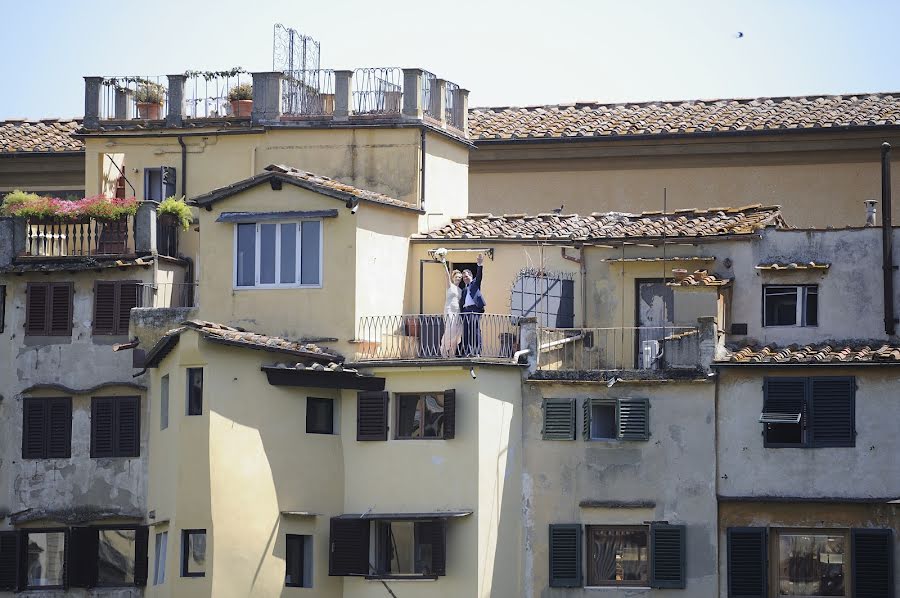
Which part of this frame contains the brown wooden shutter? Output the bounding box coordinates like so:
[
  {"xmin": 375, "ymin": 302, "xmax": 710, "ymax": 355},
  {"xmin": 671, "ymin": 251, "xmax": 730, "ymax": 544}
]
[
  {"xmin": 134, "ymin": 526, "xmax": 150, "ymax": 587},
  {"xmin": 46, "ymin": 398, "xmax": 72, "ymax": 458},
  {"xmin": 115, "ymin": 397, "xmax": 141, "ymax": 457},
  {"xmin": 48, "ymin": 282, "xmax": 73, "ymax": 336},
  {"xmin": 420, "ymin": 520, "xmax": 447, "ymax": 576},
  {"xmin": 91, "ymin": 397, "xmax": 115, "ymax": 458},
  {"xmin": 117, "ymin": 282, "xmax": 140, "ymax": 334},
  {"xmin": 93, "ymin": 281, "xmax": 117, "ymax": 335},
  {"xmin": 25, "ymin": 282, "xmax": 49, "ymax": 335},
  {"xmin": 67, "ymin": 527, "xmax": 99, "ymax": 588},
  {"xmin": 443, "ymin": 389, "xmax": 456, "ymax": 439},
  {"xmin": 0, "ymin": 531, "xmax": 17, "ymax": 590},
  {"xmin": 357, "ymin": 391, "xmax": 388, "ymax": 441},
  {"xmin": 329, "ymin": 518, "xmax": 370, "ymax": 576},
  {"xmin": 22, "ymin": 398, "xmax": 47, "ymax": 458}
]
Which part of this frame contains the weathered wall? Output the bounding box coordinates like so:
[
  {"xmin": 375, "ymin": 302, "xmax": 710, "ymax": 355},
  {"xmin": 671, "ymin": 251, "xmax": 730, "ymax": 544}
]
[{"xmin": 422, "ymin": 131, "xmax": 470, "ymax": 230}]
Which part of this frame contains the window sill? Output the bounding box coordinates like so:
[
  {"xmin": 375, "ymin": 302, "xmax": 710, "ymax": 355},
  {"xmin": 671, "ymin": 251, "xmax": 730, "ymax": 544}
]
[
  {"xmin": 233, "ymin": 284, "xmax": 323, "ymax": 291},
  {"xmin": 365, "ymin": 575, "xmax": 438, "ymax": 581},
  {"xmin": 584, "ymin": 586, "xmax": 650, "ymax": 590}
]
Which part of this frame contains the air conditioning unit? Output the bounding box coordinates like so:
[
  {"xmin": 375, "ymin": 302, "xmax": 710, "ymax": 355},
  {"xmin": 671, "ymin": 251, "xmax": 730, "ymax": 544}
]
[{"xmin": 641, "ymin": 340, "xmax": 661, "ymax": 369}]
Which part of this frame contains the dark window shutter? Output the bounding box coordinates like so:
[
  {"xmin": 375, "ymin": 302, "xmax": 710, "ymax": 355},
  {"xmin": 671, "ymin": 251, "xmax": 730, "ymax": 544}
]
[
  {"xmin": 582, "ymin": 398, "xmax": 592, "ymax": 440},
  {"xmin": 67, "ymin": 527, "xmax": 99, "ymax": 588},
  {"xmin": 134, "ymin": 526, "xmax": 150, "ymax": 587},
  {"xmin": 49, "ymin": 282, "xmax": 73, "ymax": 336},
  {"xmin": 852, "ymin": 528, "xmax": 893, "ymax": 598},
  {"xmin": 549, "ymin": 524, "xmax": 582, "ymax": 587},
  {"xmin": 46, "ymin": 398, "xmax": 72, "ymax": 458},
  {"xmin": 329, "ymin": 518, "xmax": 370, "ymax": 576},
  {"xmin": 25, "ymin": 282, "xmax": 49, "ymax": 335},
  {"xmin": 116, "ymin": 397, "xmax": 141, "ymax": 457},
  {"xmin": 764, "ymin": 378, "xmax": 807, "ymax": 415},
  {"xmin": 22, "ymin": 398, "xmax": 47, "ymax": 458},
  {"xmin": 420, "ymin": 520, "xmax": 446, "ymax": 576},
  {"xmin": 0, "ymin": 284, "xmax": 7, "ymax": 333},
  {"xmin": 117, "ymin": 282, "xmax": 140, "ymax": 334},
  {"xmin": 162, "ymin": 166, "xmax": 177, "ymax": 198},
  {"xmin": 93, "ymin": 281, "xmax": 117, "ymax": 335},
  {"xmin": 91, "ymin": 397, "xmax": 115, "ymax": 458},
  {"xmin": 357, "ymin": 391, "xmax": 388, "ymax": 441},
  {"xmin": 727, "ymin": 527, "xmax": 767, "ymax": 598},
  {"xmin": 443, "ymin": 389, "xmax": 456, "ymax": 439},
  {"xmin": 16, "ymin": 531, "xmax": 27, "ymax": 591},
  {"xmin": 617, "ymin": 398, "xmax": 650, "ymax": 440},
  {"xmin": 810, "ymin": 377, "xmax": 855, "ymax": 447},
  {"xmin": 542, "ymin": 398, "xmax": 575, "ymax": 440},
  {"xmin": 0, "ymin": 531, "xmax": 16, "ymax": 590},
  {"xmin": 650, "ymin": 523, "xmax": 685, "ymax": 589}
]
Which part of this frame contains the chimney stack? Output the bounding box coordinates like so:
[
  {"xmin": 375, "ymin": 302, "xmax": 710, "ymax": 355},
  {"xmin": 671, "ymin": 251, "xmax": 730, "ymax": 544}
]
[{"xmin": 865, "ymin": 199, "xmax": 878, "ymax": 226}]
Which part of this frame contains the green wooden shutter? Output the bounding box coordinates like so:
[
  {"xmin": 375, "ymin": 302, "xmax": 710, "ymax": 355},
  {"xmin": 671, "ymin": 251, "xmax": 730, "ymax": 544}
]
[
  {"xmin": 46, "ymin": 398, "xmax": 72, "ymax": 458},
  {"xmin": 727, "ymin": 527, "xmax": 767, "ymax": 598},
  {"xmin": 542, "ymin": 398, "xmax": 575, "ymax": 440},
  {"xmin": 134, "ymin": 526, "xmax": 150, "ymax": 587},
  {"xmin": 851, "ymin": 528, "xmax": 893, "ymax": 598},
  {"xmin": 443, "ymin": 389, "xmax": 456, "ymax": 439},
  {"xmin": 328, "ymin": 518, "xmax": 370, "ymax": 576},
  {"xmin": 810, "ymin": 377, "xmax": 855, "ymax": 447},
  {"xmin": 0, "ymin": 531, "xmax": 16, "ymax": 590},
  {"xmin": 650, "ymin": 523, "xmax": 686, "ymax": 588},
  {"xmin": 617, "ymin": 398, "xmax": 650, "ymax": 440},
  {"xmin": 582, "ymin": 398, "xmax": 592, "ymax": 440},
  {"xmin": 357, "ymin": 391, "xmax": 388, "ymax": 441},
  {"xmin": 549, "ymin": 524, "xmax": 582, "ymax": 587},
  {"xmin": 67, "ymin": 527, "xmax": 99, "ymax": 588}
]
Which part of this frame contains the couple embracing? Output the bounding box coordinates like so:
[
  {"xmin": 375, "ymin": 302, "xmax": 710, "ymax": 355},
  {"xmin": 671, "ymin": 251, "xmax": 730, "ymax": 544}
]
[{"xmin": 441, "ymin": 254, "xmax": 485, "ymax": 357}]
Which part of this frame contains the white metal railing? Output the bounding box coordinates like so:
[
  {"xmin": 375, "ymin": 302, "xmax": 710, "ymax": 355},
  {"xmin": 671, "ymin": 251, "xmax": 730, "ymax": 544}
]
[{"xmin": 537, "ymin": 326, "xmax": 700, "ymax": 371}]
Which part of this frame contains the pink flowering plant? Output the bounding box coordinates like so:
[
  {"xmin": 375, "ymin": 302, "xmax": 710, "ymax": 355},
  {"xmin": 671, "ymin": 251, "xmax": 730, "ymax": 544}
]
[{"xmin": 1, "ymin": 190, "xmax": 138, "ymax": 221}]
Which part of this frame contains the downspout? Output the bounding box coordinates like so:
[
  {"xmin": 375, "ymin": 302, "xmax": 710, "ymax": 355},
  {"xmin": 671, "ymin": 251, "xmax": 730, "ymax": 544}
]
[
  {"xmin": 178, "ymin": 135, "xmax": 187, "ymax": 197},
  {"xmin": 882, "ymin": 142, "xmax": 895, "ymax": 335},
  {"xmin": 562, "ymin": 247, "xmax": 587, "ymax": 325},
  {"xmin": 420, "ymin": 128, "xmax": 426, "ymax": 209}
]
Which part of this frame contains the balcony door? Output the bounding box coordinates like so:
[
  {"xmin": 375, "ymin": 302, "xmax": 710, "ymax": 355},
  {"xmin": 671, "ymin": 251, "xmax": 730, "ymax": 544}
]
[{"xmin": 635, "ymin": 279, "xmax": 674, "ymax": 369}]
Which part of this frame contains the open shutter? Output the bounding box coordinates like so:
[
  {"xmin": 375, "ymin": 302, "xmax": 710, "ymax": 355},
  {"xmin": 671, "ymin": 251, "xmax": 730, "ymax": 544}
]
[
  {"xmin": 22, "ymin": 398, "xmax": 47, "ymax": 458},
  {"xmin": 810, "ymin": 377, "xmax": 855, "ymax": 447},
  {"xmin": 542, "ymin": 398, "xmax": 576, "ymax": 440},
  {"xmin": 49, "ymin": 282, "xmax": 73, "ymax": 336},
  {"xmin": 852, "ymin": 528, "xmax": 893, "ymax": 598},
  {"xmin": 162, "ymin": 166, "xmax": 177, "ymax": 199},
  {"xmin": 93, "ymin": 281, "xmax": 117, "ymax": 335},
  {"xmin": 0, "ymin": 531, "xmax": 16, "ymax": 591},
  {"xmin": 117, "ymin": 282, "xmax": 140, "ymax": 335},
  {"xmin": 582, "ymin": 398, "xmax": 592, "ymax": 440},
  {"xmin": 91, "ymin": 397, "xmax": 115, "ymax": 457},
  {"xmin": 67, "ymin": 527, "xmax": 99, "ymax": 588},
  {"xmin": 763, "ymin": 377, "xmax": 808, "ymax": 445},
  {"xmin": 329, "ymin": 518, "xmax": 370, "ymax": 576},
  {"xmin": 443, "ymin": 389, "xmax": 456, "ymax": 439},
  {"xmin": 134, "ymin": 526, "xmax": 150, "ymax": 587},
  {"xmin": 47, "ymin": 398, "xmax": 72, "ymax": 458},
  {"xmin": 617, "ymin": 398, "xmax": 650, "ymax": 440},
  {"xmin": 357, "ymin": 391, "xmax": 388, "ymax": 441},
  {"xmin": 419, "ymin": 520, "xmax": 447, "ymax": 576},
  {"xmin": 116, "ymin": 397, "xmax": 141, "ymax": 457},
  {"xmin": 25, "ymin": 282, "xmax": 49, "ymax": 335},
  {"xmin": 549, "ymin": 524, "xmax": 581, "ymax": 587},
  {"xmin": 727, "ymin": 527, "xmax": 767, "ymax": 598},
  {"xmin": 650, "ymin": 523, "xmax": 685, "ymax": 589}
]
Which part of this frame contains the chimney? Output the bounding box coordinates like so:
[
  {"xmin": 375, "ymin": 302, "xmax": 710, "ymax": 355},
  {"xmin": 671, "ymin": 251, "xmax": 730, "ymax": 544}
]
[{"xmin": 865, "ymin": 199, "xmax": 878, "ymax": 226}]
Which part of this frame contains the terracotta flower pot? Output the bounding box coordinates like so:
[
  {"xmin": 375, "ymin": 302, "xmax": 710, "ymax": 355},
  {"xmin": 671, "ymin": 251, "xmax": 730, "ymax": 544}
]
[
  {"xmin": 137, "ymin": 102, "xmax": 162, "ymax": 119},
  {"xmin": 230, "ymin": 100, "xmax": 253, "ymax": 117},
  {"xmin": 672, "ymin": 268, "xmax": 689, "ymax": 281}
]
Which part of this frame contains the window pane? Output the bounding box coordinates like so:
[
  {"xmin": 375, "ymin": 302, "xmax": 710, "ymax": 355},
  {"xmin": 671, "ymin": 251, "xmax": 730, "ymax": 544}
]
[
  {"xmin": 805, "ymin": 287, "xmax": 819, "ymax": 326},
  {"xmin": 183, "ymin": 531, "xmax": 206, "ymax": 576},
  {"xmin": 591, "ymin": 403, "xmax": 617, "ymax": 439},
  {"xmin": 377, "ymin": 522, "xmax": 418, "ymax": 575},
  {"xmin": 306, "ymin": 398, "xmax": 334, "ymax": 435},
  {"xmin": 260, "ymin": 223, "xmax": 277, "ymax": 284},
  {"xmin": 586, "ymin": 527, "xmax": 649, "ymax": 585},
  {"xmin": 397, "ymin": 395, "xmax": 422, "ymax": 438},
  {"xmin": 236, "ymin": 224, "xmax": 256, "ymax": 286},
  {"xmin": 160, "ymin": 374, "xmax": 169, "ymax": 430},
  {"xmin": 765, "ymin": 287, "xmax": 798, "ymax": 326},
  {"xmin": 98, "ymin": 529, "xmax": 136, "ymax": 586},
  {"xmin": 187, "ymin": 368, "xmax": 203, "ymax": 416},
  {"xmin": 26, "ymin": 532, "xmax": 66, "ymax": 587},
  {"xmin": 422, "ymin": 394, "xmax": 444, "ymax": 438},
  {"xmin": 285, "ymin": 534, "xmax": 311, "ymax": 587},
  {"xmin": 301, "ymin": 221, "xmax": 321, "ymax": 285},
  {"xmin": 778, "ymin": 533, "xmax": 845, "ymax": 596},
  {"xmin": 280, "ymin": 223, "xmax": 297, "ymax": 284},
  {"xmin": 154, "ymin": 531, "xmax": 167, "ymax": 585}
]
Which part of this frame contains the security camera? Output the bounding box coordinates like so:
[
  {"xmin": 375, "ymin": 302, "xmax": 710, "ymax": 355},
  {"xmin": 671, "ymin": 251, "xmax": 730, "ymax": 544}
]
[
  {"xmin": 346, "ymin": 199, "xmax": 360, "ymax": 214},
  {"xmin": 351, "ymin": 202, "xmax": 359, "ymax": 215}
]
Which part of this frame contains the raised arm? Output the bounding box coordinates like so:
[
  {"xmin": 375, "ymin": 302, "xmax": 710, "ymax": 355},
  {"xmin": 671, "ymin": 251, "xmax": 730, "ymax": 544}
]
[
  {"xmin": 443, "ymin": 261, "xmax": 452, "ymax": 286},
  {"xmin": 473, "ymin": 254, "xmax": 484, "ymax": 288}
]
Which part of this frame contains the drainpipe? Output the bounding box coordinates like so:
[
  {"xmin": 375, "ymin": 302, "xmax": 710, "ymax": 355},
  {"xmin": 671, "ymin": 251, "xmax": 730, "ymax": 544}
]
[
  {"xmin": 178, "ymin": 135, "xmax": 187, "ymax": 197},
  {"xmin": 882, "ymin": 142, "xmax": 895, "ymax": 335},
  {"xmin": 420, "ymin": 128, "xmax": 426, "ymax": 209}
]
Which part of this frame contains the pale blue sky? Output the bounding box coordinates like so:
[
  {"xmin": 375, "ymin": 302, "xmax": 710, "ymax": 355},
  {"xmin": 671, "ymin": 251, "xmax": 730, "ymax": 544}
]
[{"xmin": 1, "ymin": 0, "xmax": 898, "ymax": 119}]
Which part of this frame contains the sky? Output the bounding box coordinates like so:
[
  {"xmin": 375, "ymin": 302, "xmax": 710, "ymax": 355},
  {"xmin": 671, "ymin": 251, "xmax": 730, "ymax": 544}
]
[{"xmin": 1, "ymin": 0, "xmax": 899, "ymax": 119}]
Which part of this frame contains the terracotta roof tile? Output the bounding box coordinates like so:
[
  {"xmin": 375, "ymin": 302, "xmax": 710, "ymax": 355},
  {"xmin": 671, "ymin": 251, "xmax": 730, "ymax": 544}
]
[
  {"xmin": 415, "ymin": 205, "xmax": 784, "ymax": 241},
  {"xmin": 469, "ymin": 93, "xmax": 900, "ymax": 141},
  {"xmin": 755, "ymin": 261, "xmax": 831, "ymax": 271},
  {"xmin": 0, "ymin": 119, "xmax": 83, "ymax": 153},
  {"xmin": 181, "ymin": 320, "xmax": 341, "ymax": 362},
  {"xmin": 263, "ymin": 164, "xmax": 415, "ymax": 210},
  {"xmin": 1, "ymin": 255, "xmax": 154, "ymax": 273},
  {"xmin": 667, "ymin": 269, "xmax": 732, "ymax": 287},
  {"xmin": 720, "ymin": 342, "xmax": 900, "ymax": 364}
]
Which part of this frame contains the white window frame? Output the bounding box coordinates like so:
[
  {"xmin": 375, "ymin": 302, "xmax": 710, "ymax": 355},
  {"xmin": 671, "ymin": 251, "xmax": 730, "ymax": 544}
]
[
  {"xmin": 763, "ymin": 285, "xmax": 818, "ymax": 327},
  {"xmin": 232, "ymin": 220, "xmax": 324, "ymax": 290},
  {"xmin": 154, "ymin": 530, "xmax": 168, "ymax": 585}
]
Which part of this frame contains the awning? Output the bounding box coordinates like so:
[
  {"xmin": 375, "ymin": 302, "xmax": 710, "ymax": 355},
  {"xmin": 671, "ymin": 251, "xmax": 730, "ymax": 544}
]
[
  {"xmin": 261, "ymin": 366, "xmax": 385, "ymax": 391},
  {"xmin": 333, "ymin": 511, "xmax": 472, "ymax": 521},
  {"xmin": 758, "ymin": 412, "xmax": 802, "ymax": 424}
]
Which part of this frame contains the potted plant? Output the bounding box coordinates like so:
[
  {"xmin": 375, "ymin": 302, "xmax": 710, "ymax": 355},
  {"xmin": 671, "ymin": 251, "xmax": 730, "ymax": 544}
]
[
  {"xmin": 135, "ymin": 81, "xmax": 165, "ymax": 119},
  {"xmin": 228, "ymin": 83, "xmax": 253, "ymax": 117},
  {"xmin": 157, "ymin": 196, "xmax": 193, "ymax": 230}
]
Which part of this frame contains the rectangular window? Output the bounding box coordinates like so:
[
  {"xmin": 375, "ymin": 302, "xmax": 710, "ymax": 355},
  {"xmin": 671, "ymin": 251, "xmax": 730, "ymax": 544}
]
[
  {"xmin": 25, "ymin": 530, "xmax": 66, "ymax": 588},
  {"xmin": 583, "ymin": 398, "xmax": 651, "ymax": 441},
  {"xmin": 186, "ymin": 368, "xmax": 203, "ymax": 416},
  {"xmin": 776, "ymin": 530, "xmax": 846, "ymax": 597},
  {"xmin": 761, "ymin": 377, "xmax": 855, "ymax": 448},
  {"xmin": 144, "ymin": 166, "xmax": 176, "ymax": 201},
  {"xmin": 91, "ymin": 396, "xmax": 141, "ymax": 458},
  {"xmin": 97, "ymin": 529, "xmax": 137, "ymax": 586},
  {"xmin": 285, "ymin": 534, "xmax": 312, "ymax": 588},
  {"xmin": 160, "ymin": 375, "xmax": 169, "ymax": 430},
  {"xmin": 396, "ymin": 393, "xmax": 446, "ymax": 439},
  {"xmin": 93, "ymin": 281, "xmax": 141, "ymax": 336},
  {"xmin": 22, "ymin": 397, "xmax": 72, "ymax": 459},
  {"xmin": 373, "ymin": 520, "xmax": 445, "ymax": 578},
  {"xmin": 307, "ymin": 398, "xmax": 334, "ymax": 435},
  {"xmin": 586, "ymin": 526, "xmax": 649, "ymax": 586},
  {"xmin": 154, "ymin": 531, "xmax": 168, "ymax": 585},
  {"xmin": 764, "ymin": 285, "xmax": 818, "ymax": 327},
  {"xmin": 233, "ymin": 220, "xmax": 322, "ymax": 288},
  {"xmin": 25, "ymin": 282, "xmax": 73, "ymax": 336},
  {"xmin": 181, "ymin": 530, "xmax": 206, "ymax": 577}
]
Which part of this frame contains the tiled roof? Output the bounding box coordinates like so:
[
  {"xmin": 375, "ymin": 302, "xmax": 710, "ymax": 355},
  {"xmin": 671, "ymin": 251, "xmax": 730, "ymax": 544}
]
[
  {"xmin": 667, "ymin": 270, "xmax": 731, "ymax": 287},
  {"xmin": 469, "ymin": 93, "xmax": 900, "ymax": 141},
  {"xmin": 1, "ymin": 256, "xmax": 154, "ymax": 273},
  {"xmin": 601, "ymin": 256, "xmax": 715, "ymax": 263},
  {"xmin": 181, "ymin": 320, "xmax": 341, "ymax": 361},
  {"xmin": 415, "ymin": 204, "xmax": 784, "ymax": 241},
  {"xmin": 756, "ymin": 261, "xmax": 831, "ymax": 271},
  {"xmin": 268, "ymin": 360, "xmax": 358, "ymax": 374},
  {"xmin": 0, "ymin": 119, "xmax": 83, "ymax": 153},
  {"xmin": 263, "ymin": 165, "xmax": 417, "ymax": 210},
  {"xmin": 720, "ymin": 343, "xmax": 900, "ymax": 364}
]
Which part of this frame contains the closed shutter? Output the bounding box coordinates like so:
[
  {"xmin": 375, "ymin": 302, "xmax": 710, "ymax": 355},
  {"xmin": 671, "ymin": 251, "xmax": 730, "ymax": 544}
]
[
  {"xmin": 116, "ymin": 397, "xmax": 141, "ymax": 457},
  {"xmin": 91, "ymin": 397, "xmax": 116, "ymax": 457},
  {"xmin": 0, "ymin": 284, "xmax": 7, "ymax": 333},
  {"xmin": 548, "ymin": 524, "xmax": 582, "ymax": 587},
  {"xmin": 617, "ymin": 398, "xmax": 650, "ymax": 440},
  {"xmin": 357, "ymin": 391, "xmax": 388, "ymax": 441},
  {"xmin": 810, "ymin": 377, "xmax": 855, "ymax": 447},
  {"xmin": 46, "ymin": 398, "xmax": 72, "ymax": 458},
  {"xmin": 25, "ymin": 282, "xmax": 49, "ymax": 335},
  {"xmin": 763, "ymin": 378, "xmax": 808, "ymax": 446},
  {"xmin": 22, "ymin": 398, "xmax": 47, "ymax": 458},
  {"xmin": 0, "ymin": 531, "xmax": 16, "ymax": 590},
  {"xmin": 134, "ymin": 526, "xmax": 150, "ymax": 587},
  {"xmin": 93, "ymin": 281, "xmax": 118, "ymax": 335},
  {"xmin": 49, "ymin": 282, "xmax": 73, "ymax": 336},
  {"xmin": 582, "ymin": 398, "xmax": 592, "ymax": 440},
  {"xmin": 420, "ymin": 520, "xmax": 447, "ymax": 576},
  {"xmin": 118, "ymin": 282, "xmax": 140, "ymax": 334},
  {"xmin": 67, "ymin": 527, "xmax": 99, "ymax": 588},
  {"xmin": 650, "ymin": 523, "xmax": 685, "ymax": 589},
  {"xmin": 542, "ymin": 398, "xmax": 575, "ymax": 440},
  {"xmin": 329, "ymin": 518, "xmax": 370, "ymax": 576},
  {"xmin": 727, "ymin": 527, "xmax": 767, "ymax": 598},
  {"xmin": 442, "ymin": 389, "xmax": 456, "ymax": 439},
  {"xmin": 852, "ymin": 528, "xmax": 893, "ymax": 598}
]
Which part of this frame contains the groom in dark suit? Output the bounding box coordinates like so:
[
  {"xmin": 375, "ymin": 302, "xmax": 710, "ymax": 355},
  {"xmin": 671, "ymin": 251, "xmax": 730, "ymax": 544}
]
[{"xmin": 459, "ymin": 254, "xmax": 486, "ymax": 356}]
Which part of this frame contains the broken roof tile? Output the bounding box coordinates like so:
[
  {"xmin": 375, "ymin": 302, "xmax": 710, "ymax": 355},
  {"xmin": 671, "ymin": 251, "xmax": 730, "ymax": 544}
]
[{"xmin": 719, "ymin": 342, "xmax": 900, "ymax": 364}]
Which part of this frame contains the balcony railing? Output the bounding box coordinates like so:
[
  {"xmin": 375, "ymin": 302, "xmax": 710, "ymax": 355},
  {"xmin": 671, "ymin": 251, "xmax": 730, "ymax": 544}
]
[
  {"xmin": 537, "ymin": 326, "xmax": 700, "ymax": 372},
  {"xmin": 445, "ymin": 81, "xmax": 463, "ymax": 130},
  {"xmin": 355, "ymin": 314, "xmax": 519, "ymax": 361},
  {"xmin": 23, "ymin": 217, "xmax": 135, "ymax": 257},
  {"xmin": 100, "ymin": 76, "xmax": 169, "ymax": 120},
  {"xmin": 139, "ymin": 283, "xmax": 197, "ymax": 308},
  {"xmin": 282, "ymin": 69, "xmax": 335, "ymax": 116},
  {"xmin": 183, "ymin": 70, "xmax": 252, "ymax": 118},
  {"xmin": 353, "ymin": 67, "xmax": 403, "ymax": 115}
]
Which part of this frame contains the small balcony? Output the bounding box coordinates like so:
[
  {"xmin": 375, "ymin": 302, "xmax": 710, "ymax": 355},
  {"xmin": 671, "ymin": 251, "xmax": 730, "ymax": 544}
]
[{"xmin": 21, "ymin": 216, "xmax": 135, "ymax": 257}]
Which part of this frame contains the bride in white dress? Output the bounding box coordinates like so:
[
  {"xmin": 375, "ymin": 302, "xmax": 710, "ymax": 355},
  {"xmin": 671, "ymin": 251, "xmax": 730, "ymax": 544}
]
[{"xmin": 441, "ymin": 263, "xmax": 464, "ymax": 357}]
